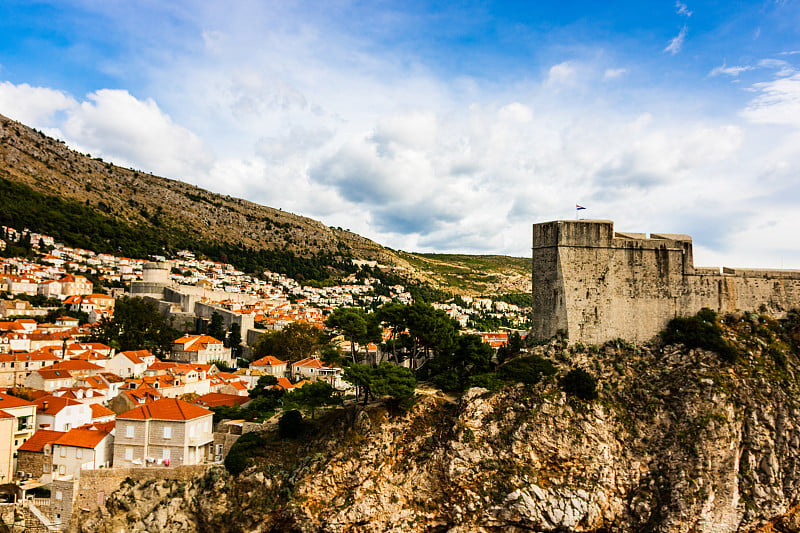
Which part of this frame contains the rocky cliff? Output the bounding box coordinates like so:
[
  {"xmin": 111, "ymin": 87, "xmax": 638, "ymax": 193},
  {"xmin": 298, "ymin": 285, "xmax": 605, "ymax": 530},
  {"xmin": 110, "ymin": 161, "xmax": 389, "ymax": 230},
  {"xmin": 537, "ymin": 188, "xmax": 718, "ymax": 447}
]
[{"xmin": 73, "ymin": 317, "xmax": 800, "ymax": 532}]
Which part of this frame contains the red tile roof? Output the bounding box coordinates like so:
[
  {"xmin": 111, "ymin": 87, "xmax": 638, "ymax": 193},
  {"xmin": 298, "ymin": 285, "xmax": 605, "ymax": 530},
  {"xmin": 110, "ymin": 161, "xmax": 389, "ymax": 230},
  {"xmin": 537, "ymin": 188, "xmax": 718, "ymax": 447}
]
[
  {"xmin": 251, "ymin": 355, "xmax": 287, "ymax": 367},
  {"xmin": 53, "ymin": 427, "xmax": 109, "ymax": 449},
  {"xmin": 34, "ymin": 396, "xmax": 83, "ymax": 415},
  {"xmin": 36, "ymin": 369, "xmax": 73, "ymax": 380},
  {"xmin": 46, "ymin": 360, "xmax": 103, "ymax": 371},
  {"xmin": 18, "ymin": 429, "xmax": 66, "ymax": 452},
  {"xmin": 119, "ymin": 350, "xmax": 153, "ymax": 364},
  {"xmin": 173, "ymin": 334, "xmax": 223, "ymax": 351},
  {"xmin": 273, "ymin": 377, "xmax": 295, "ymax": 390},
  {"xmin": 90, "ymin": 404, "xmax": 115, "ymax": 418},
  {"xmin": 193, "ymin": 393, "xmax": 249, "ymax": 408},
  {"xmin": 0, "ymin": 392, "xmax": 35, "ymax": 409},
  {"xmin": 117, "ymin": 398, "xmax": 212, "ymax": 421}
]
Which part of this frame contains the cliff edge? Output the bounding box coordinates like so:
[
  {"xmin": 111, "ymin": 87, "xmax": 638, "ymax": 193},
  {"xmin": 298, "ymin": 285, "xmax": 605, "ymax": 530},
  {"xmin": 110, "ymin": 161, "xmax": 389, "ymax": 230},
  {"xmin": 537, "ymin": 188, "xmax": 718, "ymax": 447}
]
[{"xmin": 74, "ymin": 313, "xmax": 800, "ymax": 532}]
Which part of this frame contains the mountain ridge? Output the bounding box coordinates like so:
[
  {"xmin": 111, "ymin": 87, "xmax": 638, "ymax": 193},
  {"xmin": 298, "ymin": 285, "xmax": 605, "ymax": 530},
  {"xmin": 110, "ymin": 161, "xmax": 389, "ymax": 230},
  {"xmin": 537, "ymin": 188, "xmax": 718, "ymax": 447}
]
[{"xmin": 0, "ymin": 113, "xmax": 530, "ymax": 296}]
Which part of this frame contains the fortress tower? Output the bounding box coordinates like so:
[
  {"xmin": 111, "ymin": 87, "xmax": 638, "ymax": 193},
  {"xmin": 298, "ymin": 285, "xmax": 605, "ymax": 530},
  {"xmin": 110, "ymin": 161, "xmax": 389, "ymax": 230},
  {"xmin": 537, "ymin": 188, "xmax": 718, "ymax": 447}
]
[{"xmin": 532, "ymin": 220, "xmax": 800, "ymax": 344}]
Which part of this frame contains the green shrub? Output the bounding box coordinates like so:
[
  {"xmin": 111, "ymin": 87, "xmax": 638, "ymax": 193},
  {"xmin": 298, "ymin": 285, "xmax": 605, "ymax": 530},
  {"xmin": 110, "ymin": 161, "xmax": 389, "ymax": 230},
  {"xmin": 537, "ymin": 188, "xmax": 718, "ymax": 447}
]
[
  {"xmin": 498, "ymin": 356, "xmax": 556, "ymax": 385},
  {"xmin": 560, "ymin": 368, "xmax": 598, "ymax": 401},
  {"xmin": 467, "ymin": 372, "xmax": 505, "ymax": 391},
  {"xmin": 661, "ymin": 308, "xmax": 739, "ymax": 363},
  {"xmin": 224, "ymin": 432, "xmax": 267, "ymax": 475},
  {"xmin": 278, "ymin": 410, "xmax": 305, "ymax": 439}
]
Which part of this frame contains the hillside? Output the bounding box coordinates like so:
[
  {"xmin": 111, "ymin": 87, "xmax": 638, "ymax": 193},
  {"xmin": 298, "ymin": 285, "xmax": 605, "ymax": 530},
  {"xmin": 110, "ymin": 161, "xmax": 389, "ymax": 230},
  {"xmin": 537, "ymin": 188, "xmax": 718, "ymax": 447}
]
[
  {"xmin": 73, "ymin": 312, "xmax": 800, "ymax": 532},
  {"xmin": 0, "ymin": 114, "xmax": 529, "ymax": 295}
]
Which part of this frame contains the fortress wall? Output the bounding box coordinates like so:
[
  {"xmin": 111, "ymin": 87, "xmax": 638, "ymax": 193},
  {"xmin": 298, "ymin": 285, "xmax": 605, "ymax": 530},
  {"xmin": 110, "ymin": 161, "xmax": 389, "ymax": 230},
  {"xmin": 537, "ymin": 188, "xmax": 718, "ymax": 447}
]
[
  {"xmin": 557, "ymin": 232, "xmax": 691, "ymax": 344},
  {"xmin": 531, "ymin": 222, "xmax": 570, "ymax": 340},
  {"xmin": 531, "ymin": 220, "xmax": 800, "ymax": 345},
  {"xmin": 690, "ymin": 274, "xmax": 800, "ymax": 317}
]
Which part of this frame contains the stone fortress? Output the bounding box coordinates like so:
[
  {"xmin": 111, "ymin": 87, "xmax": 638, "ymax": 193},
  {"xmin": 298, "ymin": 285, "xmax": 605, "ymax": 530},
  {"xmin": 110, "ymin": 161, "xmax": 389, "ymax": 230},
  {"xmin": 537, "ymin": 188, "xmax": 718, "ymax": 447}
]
[{"xmin": 531, "ymin": 220, "xmax": 800, "ymax": 344}]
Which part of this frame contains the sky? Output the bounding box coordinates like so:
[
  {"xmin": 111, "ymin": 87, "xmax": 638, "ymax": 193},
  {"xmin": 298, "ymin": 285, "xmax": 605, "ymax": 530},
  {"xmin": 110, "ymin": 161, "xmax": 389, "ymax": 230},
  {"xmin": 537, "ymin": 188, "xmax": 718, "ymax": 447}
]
[{"xmin": 1, "ymin": 1, "xmax": 800, "ymax": 268}]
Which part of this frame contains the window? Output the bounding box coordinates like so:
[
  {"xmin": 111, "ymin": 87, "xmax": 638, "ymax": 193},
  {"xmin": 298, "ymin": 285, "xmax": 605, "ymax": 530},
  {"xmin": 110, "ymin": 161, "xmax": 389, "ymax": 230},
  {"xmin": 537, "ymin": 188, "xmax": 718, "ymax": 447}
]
[
  {"xmin": 124, "ymin": 448, "xmax": 133, "ymax": 461},
  {"xmin": 59, "ymin": 447, "xmax": 66, "ymax": 457},
  {"xmin": 162, "ymin": 448, "xmax": 170, "ymax": 461},
  {"xmin": 59, "ymin": 465, "xmax": 65, "ymax": 475},
  {"xmin": 55, "ymin": 491, "xmax": 62, "ymax": 501},
  {"xmin": 163, "ymin": 426, "xmax": 172, "ymax": 439},
  {"xmin": 126, "ymin": 425, "xmax": 134, "ymax": 438},
  {"xmin": 43, "ymin": 463, "xmax": 49, "ymax": 473},
  {"xmin": 188, "ymin": 425, "xmax": 194, "ymax": 438},
  {"xmin": 76, "ymin": 448, "xmax": 82, "ymax": 459}
]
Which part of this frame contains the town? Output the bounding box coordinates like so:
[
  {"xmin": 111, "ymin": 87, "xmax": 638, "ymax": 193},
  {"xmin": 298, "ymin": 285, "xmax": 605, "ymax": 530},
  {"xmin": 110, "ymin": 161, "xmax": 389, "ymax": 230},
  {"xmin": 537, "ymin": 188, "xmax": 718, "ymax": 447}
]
[{"xmin": 0, "ymin": 225, "xmax": 527, "ymax": 530}]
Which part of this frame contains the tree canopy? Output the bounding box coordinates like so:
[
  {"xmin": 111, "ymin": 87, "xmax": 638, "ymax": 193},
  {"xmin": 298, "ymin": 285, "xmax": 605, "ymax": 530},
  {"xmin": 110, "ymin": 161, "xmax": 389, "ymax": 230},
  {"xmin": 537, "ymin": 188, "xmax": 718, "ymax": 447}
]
[
  {"xmin": 343, "ymin": 362, "xmax": 416, "ymax": 406},
  {"xmin": 208, "ymin": 312, "xmax": 226, "ymax": 341},
  {"xmin": 284, "ymin": 380, "xmax": 339, "ymax": 419},
  {"xmin": 252, "ymin": 322, "xmax": 323, "ymax": 362},
  {"xmin": 325, "ymin": 307, "xmax": 381, "ymax": 362},
  {"xmin": 90, "ymin": 296, "xmax": 177, "ymax": 355}
]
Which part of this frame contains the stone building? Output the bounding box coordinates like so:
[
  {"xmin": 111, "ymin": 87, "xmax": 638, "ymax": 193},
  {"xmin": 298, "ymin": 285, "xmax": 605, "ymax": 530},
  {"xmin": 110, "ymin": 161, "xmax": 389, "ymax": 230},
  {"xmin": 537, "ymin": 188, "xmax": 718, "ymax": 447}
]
[
  {"xmin": 16, "ymin": 429, "xmax": 64, "ymax": 482},
  {"xmin": 113, "ymin": 398, "xmax": 214, "ymax": 467},
  {"xmin": 532, "ymin": 219, "xmax": 800, "ymax": 344}
]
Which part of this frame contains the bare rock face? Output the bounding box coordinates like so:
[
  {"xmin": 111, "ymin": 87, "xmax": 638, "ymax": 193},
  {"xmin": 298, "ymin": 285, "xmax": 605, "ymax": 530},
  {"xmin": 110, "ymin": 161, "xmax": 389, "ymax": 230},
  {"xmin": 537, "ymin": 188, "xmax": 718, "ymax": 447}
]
[{"xmin": 74, "ymin": 341, "xmax": 800, "ymax": 533}]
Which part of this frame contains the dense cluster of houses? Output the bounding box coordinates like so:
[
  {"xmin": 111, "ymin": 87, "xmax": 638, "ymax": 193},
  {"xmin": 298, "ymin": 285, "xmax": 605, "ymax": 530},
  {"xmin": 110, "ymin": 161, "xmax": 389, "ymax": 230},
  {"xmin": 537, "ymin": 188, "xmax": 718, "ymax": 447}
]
[
  {"xmin": 0, "ymin": 226, "xmax": 529, "ymax": 530},
  {"xmin": 0, "ymin": 328, "xmax": 344, "ymax": 486},
  {"xmin": 0, "ymin": 226, "xmax": 520, "ymax": 505}
]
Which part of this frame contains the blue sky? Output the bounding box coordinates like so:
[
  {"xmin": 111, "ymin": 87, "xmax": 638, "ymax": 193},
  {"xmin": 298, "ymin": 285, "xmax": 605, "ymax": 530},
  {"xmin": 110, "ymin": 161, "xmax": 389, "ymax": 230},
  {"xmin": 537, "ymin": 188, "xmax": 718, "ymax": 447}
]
[{"xmin": 1, "ymin": 1, "xmax": 800, "ymax": 268}]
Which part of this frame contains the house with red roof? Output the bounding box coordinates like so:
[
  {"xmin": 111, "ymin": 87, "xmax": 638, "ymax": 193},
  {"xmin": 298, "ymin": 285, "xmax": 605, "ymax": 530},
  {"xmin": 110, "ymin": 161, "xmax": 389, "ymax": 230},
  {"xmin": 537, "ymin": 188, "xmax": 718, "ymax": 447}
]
[
  {"xmin": 106, "ymin": 350, "xmax": 156, "ymax": 378},
  {"xmin": 39, "ymin": 360, "xmax": 104, "ymax": 379},
  {"xmin": 89, "ymin": 404, "xmax": 115, "ymax": 424},
  {"xmin": 107, "ymin": 387, "xmax": 161, "ymax": 415},
  {"xmin": 0, "ymin": 350, "xmax": 61, "ymax": 388},
  {"xmin": 34, "ymin": 396, "xmax": 92, "ymax": 432},
  {"xmin": 56, "ymin": 274, "xmax": 93, "ymax": 297},
  {"xmin": 250, "ymin": 355, "xmax": 287, "ymax": 377},
  {"xmin": 114, "ymin": 398, "xmax": 214, "ymax": 467},
  {"xmin": 25, "ymin": 368, "xmax": 75, "ymax": 391},
  {"xmin": 291, "ymin": 357, "xmax": 344, "ymax": 389},
  {"xmin": 192, "ymin": 392, "xmax": 250, "ymax": 409},
  {"xmin": 171, "ymin": 334, "xmax": 233, "ymax": 366},
  {"xmin": 16, "ymin": 429, "xmax": 65, "ymax": 482},
  {"xmin": 52, "ymin": 426, "xmax": 114, "ymax": 478},
  {"xmin": 0, "ymin": 392, "xmax": 37, "ymax": 469},
  {"xmin": 56, "ymin": 387, "xmax": 108, "ymax": 406}
]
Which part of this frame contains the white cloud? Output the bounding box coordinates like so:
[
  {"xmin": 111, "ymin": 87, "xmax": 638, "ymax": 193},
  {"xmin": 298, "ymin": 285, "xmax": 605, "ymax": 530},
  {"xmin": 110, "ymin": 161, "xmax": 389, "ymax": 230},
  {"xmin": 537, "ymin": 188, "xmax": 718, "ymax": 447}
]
[
  {"xmin": 0, "ymin": 82, "xmax": 76, "ymax": 126},
  {"xmin": 59, "ymin": 89, "xmax": 213, "ymax": 179},
  {"xmin": 665, "ymin": 26, "xmax": 688, "ymax": 55},
  {"xmin": 4, "ymin": 3, "xmax": 800, "ymax": 268},
  {"xmin": 603, "ymin": 68, "xmax": 627, "ymax": 80},
  {"xmin": 676, "ymin": 1, "xmax": 693, "ymax": 17},
  {"xmin": 758, "ymin": 58, "xmax": 795, "ymax": 77},
  {"xmin": 709, "ymin": 63, "xmax": 753, "ymax": 77},
  {"xmin": 546, "ymin": 62, "xmax": 577, "ymax": 86},
  {"xmin": 741, "ymin": 73, "xmax": 800, "ymax": 127}
]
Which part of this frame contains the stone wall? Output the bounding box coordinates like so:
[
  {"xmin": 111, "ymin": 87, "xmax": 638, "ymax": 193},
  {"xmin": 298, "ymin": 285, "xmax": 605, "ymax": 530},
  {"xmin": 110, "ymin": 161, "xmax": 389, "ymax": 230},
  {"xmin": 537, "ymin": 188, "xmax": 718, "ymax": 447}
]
[
  {"xmin": 51, "ymin": 478, "xmax": 77, "ymax": 527},
  {"xmin": 532, "ymin": 220, "xmax": 800, "ymax": 344},
  {"xmin": 17, "ymin": 450, "xmax": 48, "ymax": 480},
  {"xmin": 67, "ymin": 464, "xmax": 214, "ymax": 530}
]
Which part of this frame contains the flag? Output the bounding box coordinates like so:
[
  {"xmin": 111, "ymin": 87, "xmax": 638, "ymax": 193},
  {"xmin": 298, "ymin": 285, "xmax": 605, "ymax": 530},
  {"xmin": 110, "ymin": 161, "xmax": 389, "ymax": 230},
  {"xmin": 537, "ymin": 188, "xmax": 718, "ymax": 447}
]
[{"xmin": 576, "ymin": 204, "xmax": 587, "ymax": 210}]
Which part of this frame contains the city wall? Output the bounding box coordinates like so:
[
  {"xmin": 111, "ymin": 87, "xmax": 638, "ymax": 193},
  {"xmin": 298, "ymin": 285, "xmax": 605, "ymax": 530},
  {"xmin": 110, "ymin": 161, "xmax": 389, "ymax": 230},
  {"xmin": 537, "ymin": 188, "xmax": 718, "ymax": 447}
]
[
  {"xmin": 64, "ymin": 464, "xmax": 214, "ymax": 529},
  {"xmin": 532, "ymin": 220, "xmax": 800, "ymax": 344}
]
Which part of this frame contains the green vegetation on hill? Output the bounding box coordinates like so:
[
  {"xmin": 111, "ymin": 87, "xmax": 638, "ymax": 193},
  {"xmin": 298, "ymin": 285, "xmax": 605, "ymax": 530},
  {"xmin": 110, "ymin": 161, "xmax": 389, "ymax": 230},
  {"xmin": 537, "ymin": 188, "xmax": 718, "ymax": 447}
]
[
  {"xmin": 396, "ymin": 251, "xmax": 530, "ymax": 295},
  {"xmin": 0, "ymin": 176, "xmax": 357, "ymax": 281},
  {"xmin": 0, "ymin": 176, "xmax": 170, "ymax": 257},
  {"xmin": 661, "ymin": 308, "xmax": 739, "ymax": 362}
]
